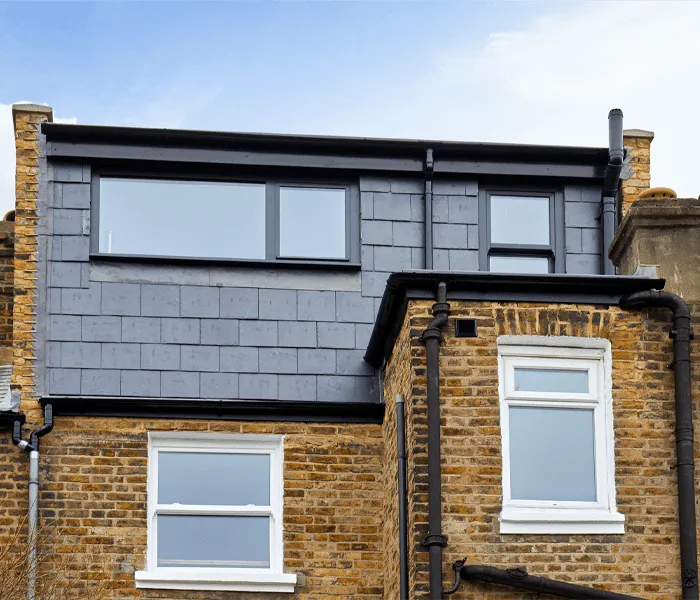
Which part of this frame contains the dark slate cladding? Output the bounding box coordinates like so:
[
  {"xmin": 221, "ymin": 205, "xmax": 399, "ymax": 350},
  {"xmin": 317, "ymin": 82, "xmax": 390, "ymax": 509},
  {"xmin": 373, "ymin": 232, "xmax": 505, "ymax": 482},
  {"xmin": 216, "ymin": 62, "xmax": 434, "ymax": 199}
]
[{"xmin": 40, "ymin": 124, "xmax": 612, "ymax": 405}]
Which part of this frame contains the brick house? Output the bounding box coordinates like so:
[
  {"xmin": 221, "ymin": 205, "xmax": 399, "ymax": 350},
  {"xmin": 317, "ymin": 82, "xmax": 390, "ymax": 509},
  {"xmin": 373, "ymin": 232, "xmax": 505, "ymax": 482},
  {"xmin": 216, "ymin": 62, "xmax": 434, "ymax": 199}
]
[{"xmin": 1, "ymin": 103, "xmax": 698, "ymax": 599}]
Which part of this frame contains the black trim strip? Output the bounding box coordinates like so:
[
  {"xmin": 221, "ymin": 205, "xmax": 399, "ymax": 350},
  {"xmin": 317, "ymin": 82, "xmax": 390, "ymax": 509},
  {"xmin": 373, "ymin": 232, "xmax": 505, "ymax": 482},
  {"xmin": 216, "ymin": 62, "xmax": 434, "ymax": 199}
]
[
  {"xmin": 0, "ymin": 411, "xmax": 25, "ymax": 428},
  {"xmin": 39, "ymin": 397, "xmax": 384, "ymax": 424},
  {"xmin": 364, "ymin": 271, "xmax": 666, "ymax": 368}
]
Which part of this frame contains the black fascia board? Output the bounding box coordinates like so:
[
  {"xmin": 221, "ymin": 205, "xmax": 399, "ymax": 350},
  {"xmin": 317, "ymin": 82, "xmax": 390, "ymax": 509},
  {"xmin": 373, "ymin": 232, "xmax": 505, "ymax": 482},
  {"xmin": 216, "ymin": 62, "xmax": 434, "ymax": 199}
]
[
  {"xmin": 364, "ymin": 271, "xmax": 666, "ymax": 368},
  {"xmin": 40, "ymin": 397, "xmax": 384, "ymax": 424},
  {"xmin": 0, "ymin": 410, "xmax": 25, "ymax": 428},
  {"xmin": 42, "ymin": 123, "xmax": 608, "ymax": 178}
]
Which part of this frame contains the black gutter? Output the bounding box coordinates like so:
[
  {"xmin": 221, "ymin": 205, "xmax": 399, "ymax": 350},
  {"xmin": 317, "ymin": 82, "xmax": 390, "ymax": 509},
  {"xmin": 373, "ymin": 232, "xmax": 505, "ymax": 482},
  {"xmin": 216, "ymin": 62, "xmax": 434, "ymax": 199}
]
[
  {"xmin": 424, "ymin": 149, "xmax": 434, "ymax": 270},
  {"xmin": 365, "ymin": 272, "xmax": 665, "ymax": 368},
  {"xmin": 420, "ymin": 282, "xmax": 450, "ymax": 599},
  {"xmin": 396, "ymin": 394, "xmax": 409, "ymax": 600},
  {"xmin": 619, "ymin": 290, "xmax": 698, "ymax": 599},
  {"xmin": 446, "ymin": 562, "xmax": 641, "ymax": 600},
  {"xmin": 602, "ymin": 109, "xmax": 624, "ymax": 275},
  {"xmin": 39, "ymin": 397, "xmax": 385, "ymax": 424},
  {"xmin": 0, "ymin": 410, "xmax": 25, "ymax": 428}
]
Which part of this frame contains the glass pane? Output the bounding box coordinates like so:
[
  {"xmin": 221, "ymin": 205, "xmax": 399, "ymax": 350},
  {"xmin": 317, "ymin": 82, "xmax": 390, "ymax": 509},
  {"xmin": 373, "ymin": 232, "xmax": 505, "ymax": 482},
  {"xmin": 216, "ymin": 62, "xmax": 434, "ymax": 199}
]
[
  {"xmin": 514, "ymin": 368, "xmax": 589, "ymax": 394},
  {"xmin": 158, "ymin": 452, "xmax": 270, "ymax": 506},
  {"xmin": 99, "ymin": 178, "xmax": 266, "ymax": 259},
  {"xmin": 509, "ymin": 406, "xmax": 596, "ymax": 502},
  {"xmin": 490, "ymin": 195, "xmax": 550, "ymax": 245},
  {"xmin": 489, "ymin": 255, "xmax": 550, "ymax": 274},
  {"xmin": 157, "ymin": 515, "xmax": 269, "ymax": 568},
  {"xmin": 279, "ymin": 187, "xmax": 346, "ymax": 259}
]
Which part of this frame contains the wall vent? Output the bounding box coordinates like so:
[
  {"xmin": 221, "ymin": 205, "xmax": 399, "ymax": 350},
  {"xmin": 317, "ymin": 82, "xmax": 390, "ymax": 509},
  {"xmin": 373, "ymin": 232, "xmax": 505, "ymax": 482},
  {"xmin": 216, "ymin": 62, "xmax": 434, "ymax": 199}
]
[{"xmin": 455, "ymin": 319, "xmax": 477, "ymax": 338}]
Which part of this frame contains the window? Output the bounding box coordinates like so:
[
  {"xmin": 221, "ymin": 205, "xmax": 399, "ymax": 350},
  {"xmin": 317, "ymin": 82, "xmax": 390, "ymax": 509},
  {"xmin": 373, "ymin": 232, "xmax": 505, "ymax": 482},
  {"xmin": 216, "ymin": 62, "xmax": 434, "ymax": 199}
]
[
  {"xmin": 497, "ymin": 336, "xmax": 624, "ymax": 534},
  {"xmin": 94, "ymin": 175, "xmax": 358, "ymax": 264},
  {"xmin": 479, "ymin": 190, "xmax": 564, "ymax": 273},
  {"xmin": 135, "ymin": 433, "xmax": 296, "ymax": 592}
]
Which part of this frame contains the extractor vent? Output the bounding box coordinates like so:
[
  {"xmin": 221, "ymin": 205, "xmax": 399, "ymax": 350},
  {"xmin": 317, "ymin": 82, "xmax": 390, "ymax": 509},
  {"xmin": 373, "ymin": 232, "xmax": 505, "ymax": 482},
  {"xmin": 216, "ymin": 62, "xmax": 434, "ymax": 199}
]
[{"xmin": 455, "ymin": 319, "xmax": 477, "ymax": 338}]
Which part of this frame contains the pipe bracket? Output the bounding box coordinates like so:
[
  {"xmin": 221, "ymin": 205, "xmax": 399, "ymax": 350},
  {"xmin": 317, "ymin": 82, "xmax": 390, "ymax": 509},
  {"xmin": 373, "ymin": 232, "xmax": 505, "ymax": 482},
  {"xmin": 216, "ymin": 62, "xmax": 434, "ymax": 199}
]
[{"xmin": 422, "ymin": 533, "xmax": 448, "ymax": 548}]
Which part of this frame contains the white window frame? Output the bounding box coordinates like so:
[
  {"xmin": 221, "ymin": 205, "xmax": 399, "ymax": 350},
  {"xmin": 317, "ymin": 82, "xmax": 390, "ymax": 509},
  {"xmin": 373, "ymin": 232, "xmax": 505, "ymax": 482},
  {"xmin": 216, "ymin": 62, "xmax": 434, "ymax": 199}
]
[
  {"xmin": 497, "ymin": 335, "xmax": 624, "ymax": 534},
  {"xmin": 135, "ymin": 432, "xmax": 297, "ymax": 593}
]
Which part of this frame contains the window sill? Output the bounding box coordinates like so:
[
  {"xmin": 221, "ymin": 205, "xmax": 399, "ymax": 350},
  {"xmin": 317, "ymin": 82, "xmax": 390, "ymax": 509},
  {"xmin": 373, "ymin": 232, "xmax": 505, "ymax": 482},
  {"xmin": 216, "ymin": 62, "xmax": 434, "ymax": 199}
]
[
  {"xmin": 499, "ymin": 507, "xmax": 625, "ymax": 534},
  {"xmin": 90, "ymin": 253, "xmax": 361, "ymax": 272},
  {"xmin": 135, "ymin": 569, "xmax": 297, "ymax": 592}
]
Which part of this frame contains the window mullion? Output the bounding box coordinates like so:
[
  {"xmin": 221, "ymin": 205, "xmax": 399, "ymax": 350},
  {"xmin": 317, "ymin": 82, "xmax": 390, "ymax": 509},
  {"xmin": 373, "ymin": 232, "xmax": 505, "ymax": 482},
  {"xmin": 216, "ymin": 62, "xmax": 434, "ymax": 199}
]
[{"xmin": 265, "ymin": 182, "xmax": 278, "ymax": 261}]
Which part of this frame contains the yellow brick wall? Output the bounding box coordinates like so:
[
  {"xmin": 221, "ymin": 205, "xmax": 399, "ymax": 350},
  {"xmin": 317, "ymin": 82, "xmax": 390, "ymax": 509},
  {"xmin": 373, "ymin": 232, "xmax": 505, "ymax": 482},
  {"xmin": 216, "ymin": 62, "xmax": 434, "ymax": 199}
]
[
  {"xmin": 622, "ymin": 131, "xmax": 653, "ymax": 217},
  {"xmin": 386, "ymin": 299, "xmax": 700, "ymax": 599},
  {"xmin": 2, "ymin": 418, "xmax": 384, "ymax": 600}
]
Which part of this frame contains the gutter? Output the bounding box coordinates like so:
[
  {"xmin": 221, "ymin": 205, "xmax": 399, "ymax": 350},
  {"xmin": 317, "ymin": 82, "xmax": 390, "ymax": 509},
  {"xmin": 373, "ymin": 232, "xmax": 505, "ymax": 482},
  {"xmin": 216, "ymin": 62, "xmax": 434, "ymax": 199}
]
[
  {"xmin": 619, "ymin": 290, "xmax": 698, "ymax": 599},
  {"xmin": 420, "ymin": 282, "xmax": 450, "ymax": 599},
  {"xmin": 602, "ymin": 109, "xmax": 624, "ymax": 275}
]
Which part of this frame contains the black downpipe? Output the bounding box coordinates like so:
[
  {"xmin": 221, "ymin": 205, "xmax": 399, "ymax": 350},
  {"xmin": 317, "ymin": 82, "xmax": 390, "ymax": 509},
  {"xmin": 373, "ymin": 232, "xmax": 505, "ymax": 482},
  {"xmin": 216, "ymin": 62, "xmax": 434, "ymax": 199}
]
[
  {"xmin": 421, "ymin": 282, "xmax": 450, "ymax": 599},
  {"xmin": 602, "ymin": 108, "xmax": 624, "ymax": 275},
  {"xmin": 424, "ymin": 149, "xmax": 434, "ymax": 270},
  {"xmin": 446, "ymin": 562, "xmax": 641, "ymax": 600},
  {"xmin": 396, "ymin": 394, "xmax": 409, "ymax": 600},
  {"xmin": 620, "ymin": 291, "xmax": 698, "ymax": 599}
]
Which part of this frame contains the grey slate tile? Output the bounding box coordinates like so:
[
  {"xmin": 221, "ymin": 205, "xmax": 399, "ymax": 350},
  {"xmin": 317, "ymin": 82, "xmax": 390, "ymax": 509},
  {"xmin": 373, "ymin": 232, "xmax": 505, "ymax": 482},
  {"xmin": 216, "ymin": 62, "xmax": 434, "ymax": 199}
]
[
  {"xmin": 449, "ymin": 197, "xmax": 478, "ymax": 224},
  {"xmin": 122, "ymin": 317, "xmax": 161, "ymax": 343},
  {"xmin": 360, "ymin": 192, "xmax": 373, "ymax": 219},
  {"xmin": 433, "ymin": 224, "xmax": 468, "ymax": 249},
  {"xmin": 361, "ymin": 246, "xmax": 374, "ymax": 270},
  {"xmin": 298, "ymin": 348, "xmax": 336, "ymax": 375},
  {"xmin": 259, "ymin": 289, "xmax": 297, "ymax": 321},
  {"xmin": 239, "ymin": 321, "xmax": 277, "ymax": 347},
  {"xmin": 53, "ymin": 209, "xmax": 83, "ymax": 235},
  {"xmin": 336, "ymin": 292, "xmax": 375, "ymax": 324},
  {"xmin": 361, "ymin": 220, "xmax": 393, "ymax": 246},
  {"xmin": 410, "ymin": 194, "xmax": 425, "ymax": 223},
  {"xmin": 432, "ymin": 196, "xmax": 449, "ymax": 223},
  {"xmin": 61, "ymin": 236, "xmax": 90, "ymax": 261},
  {"xmin": 220, "ymin": 288, "xmax": 258, "ymax": 319},
  {"xmin": 61, "ymin": 342, "xmax": 102, "ymax": 368},
  {"xmin": 565, "ymin": 201, "xmax": 599, "ymax": 228},
  {"xmin": 359, "ymin": 177, "xmax": 390, "ymax": 192},
  {"xmin": 581, "ymin": 228, "xmax": 600, "ymax": 254},
  {"xmin": 361, "ymin": 271, "xmax": 390, "ymax": 298},
  {"xmin": 467, "ymin": 225, "xmax": 479, "ymax": 250},
  {"xmin": 317, "ymin": 322, "xmax": 355, "ymax": 349},
  {"xmin": 181, "ymin": 286, "xmax": 219, "ymax": 318},
  {"xmin": 201, "ymin": 319, "xmax": 239, "ymax": 345},
  {"xmin": 49, "ymin": 368, "xmax": 81, "ymax": 395},
  {"xmin": 61, "ymin": 283, "xmax": 101, "ymax": 315},
  {"xmin": 142, "ymin": 284, "xmax": 180, "ymax": 317},
  {"xmin": 392, "ymin": 222, "xmax": 423, "ymax": 248},
  {"xmin": 433, "ymin": 249, "xmax": 449, "ymax": 270},
  {"xmin": 279, "ymin": 375, "xmax": 316, "ymax": 401},
  {"xmin": 297, "ymin": 291, "xmax": 335, "ymax": 322},
  {"xmin": 81, "ymin": 370, "xmax": 120, "ymax": 396},
  {"xmin": 239, "ymin": 374, "xmax": 278, "ymax": 400},
  {"xmin": 449, "ymin": 250, "xmax": 478, "ymax": 271},
  {"xmin": 259, "ymin": 348, "xmax": 297, "ymax": 374},
  {"xmin": 566, "ymin": 227, "xmax": 583, "ymax": 254},
  {"xmin": 50, "ymin": 262, "xmax": 82, "ymax": 288},
  {"xmin": 162, "ymin": 372, "xmax": 200, "ymax": 398},
  {"xmin": 101, "ymin": 343, "xmax": 141, "ymax": 369},
  {"xmin": 373, "ymin": 246, "xmax": 412, "ymax": 272},
  {"xmin": 141, "ymin": 344, "xmax": 180, "ymax": 371},
  {"xmin": 336, "ymin": 350, "xmax": 375, "ymax": 375},
  {"xmin": 566, "ymin": 253, "xmax": 600, "ymax": 274},
  {"xmin": 82, "ymin": 316, "xmax": 121, "ymax": 342},
  {"xmin": 101, "ymin": 283, "xmax": 141, "ymax": 316},
  {"xmin": 181, "ymin": 346, "xmax": 220, "ymax": 372},
  {"xmin": 373, "ymin": 192, "xmax": 411, "ymax": 221},
  {"xmin": 317, "ymin": 375, "xmax": 357, "ymax": 402},
  {"xmin": 49, "ymin": 315, "xmax": 82, "ymax": 341},
  {"xmin": 391, "ymin": 179, "xmax": 423, "ymax": 194},
  {"xmin": 355, "ymin": 324, "xmax": 374, "ymax": 350},
  {"xmin": 161, "ymin": 318, "xmax": 200, "ymax": 344},
  {"xmin": 220, "ymin": 347, "xmax": 259, "ymax": 373},
  {"xmin": 121, "ymin": 370, "xmax": 160, "ymax": 397},
  {"xmin": 278, "ymin": 322, "xmax": 317, "ymax": 348},
  {"xmin": 61, "ymin": 183, "xmax": 90, "ymax": 209},
  {"xmin": 200, "ymin": 373, "xmax": 239, "ymax": 399}
]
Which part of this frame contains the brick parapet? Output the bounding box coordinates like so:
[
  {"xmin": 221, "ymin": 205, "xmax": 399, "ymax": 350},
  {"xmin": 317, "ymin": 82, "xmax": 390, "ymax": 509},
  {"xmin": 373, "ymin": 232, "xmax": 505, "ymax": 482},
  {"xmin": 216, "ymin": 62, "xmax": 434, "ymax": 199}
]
[{"xmin": 622, "ymin": 130, "xmax": 654, "ymax": 217}]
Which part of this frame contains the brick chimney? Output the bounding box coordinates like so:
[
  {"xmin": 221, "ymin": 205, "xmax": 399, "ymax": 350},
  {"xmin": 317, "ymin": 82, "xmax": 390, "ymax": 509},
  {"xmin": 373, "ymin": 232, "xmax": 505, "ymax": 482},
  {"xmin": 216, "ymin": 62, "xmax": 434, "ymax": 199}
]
[
  {"xmin": 621, "ymin": 129, "xmax": 654, "ymax": 216},
  {"xmin": 12, "ymin": 103, "xmax": 52, "ymax": 414}
]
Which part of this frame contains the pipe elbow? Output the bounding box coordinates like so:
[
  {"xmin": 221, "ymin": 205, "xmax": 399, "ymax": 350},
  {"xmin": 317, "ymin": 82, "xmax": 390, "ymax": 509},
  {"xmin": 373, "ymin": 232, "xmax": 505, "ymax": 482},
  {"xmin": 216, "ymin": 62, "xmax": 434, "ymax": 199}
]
[{"xmin": 620, "ymin": 290, "xmax": 690, "ymax": 319}]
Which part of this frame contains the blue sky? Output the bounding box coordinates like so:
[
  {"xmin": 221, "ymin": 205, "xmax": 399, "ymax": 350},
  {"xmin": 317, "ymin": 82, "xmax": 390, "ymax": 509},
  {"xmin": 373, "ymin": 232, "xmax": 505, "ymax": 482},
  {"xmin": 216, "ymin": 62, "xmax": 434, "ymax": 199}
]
[{"xmin": 2, "ymin": 1, "xmax": 700, "ymax": 215}]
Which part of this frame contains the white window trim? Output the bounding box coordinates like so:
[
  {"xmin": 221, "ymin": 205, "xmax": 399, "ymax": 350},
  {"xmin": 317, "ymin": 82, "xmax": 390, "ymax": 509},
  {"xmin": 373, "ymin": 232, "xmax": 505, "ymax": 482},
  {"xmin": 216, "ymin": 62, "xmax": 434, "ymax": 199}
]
[
  {"xmin": 497, "ymin": 336, "xmax": 624, "ymax": 534},
  {"xmin": 135, "ymin": 432, "xmax": 297, "ymax": 593}
]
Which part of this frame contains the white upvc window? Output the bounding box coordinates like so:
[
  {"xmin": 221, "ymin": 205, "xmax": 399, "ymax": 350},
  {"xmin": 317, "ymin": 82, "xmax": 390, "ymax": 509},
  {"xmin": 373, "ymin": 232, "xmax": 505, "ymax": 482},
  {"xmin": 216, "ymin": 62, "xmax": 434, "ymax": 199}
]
[
  {"xmin": 135, "ymin": 432, "xmax": 296, "ymax": 593},
  {"xmin": 498, "ymin": 336, "xmax": 624, "ymax": 534}
]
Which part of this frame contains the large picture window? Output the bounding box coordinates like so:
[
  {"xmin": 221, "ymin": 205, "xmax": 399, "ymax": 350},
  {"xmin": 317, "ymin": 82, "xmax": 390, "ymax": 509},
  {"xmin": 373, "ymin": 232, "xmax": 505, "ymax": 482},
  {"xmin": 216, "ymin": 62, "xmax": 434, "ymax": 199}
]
[
  {"xmin": 497, "ymin": 336, "xmax": 624, "ymax": 534},
  {"xmin": 135, "ymin": 433, "xmax": 296, "ymax": 592},
  {"xmin": 479, "ymin": 189, "xmax": 564, "ymax": 274},
  {"xmin": 94, "ymin": 175, "xmax": 358, "ymax": 265}
]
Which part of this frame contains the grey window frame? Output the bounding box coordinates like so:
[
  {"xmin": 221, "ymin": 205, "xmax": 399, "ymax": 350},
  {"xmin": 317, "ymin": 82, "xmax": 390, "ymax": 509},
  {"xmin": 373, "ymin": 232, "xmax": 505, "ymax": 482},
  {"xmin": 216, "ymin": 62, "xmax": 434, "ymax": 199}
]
[
  {"xmin": 478, "ymin": 187, "xmax": 565, "ymax": 273},
  {"xmin": 90, "ymin": 169, "xmax": 360, "ymax": 267}
]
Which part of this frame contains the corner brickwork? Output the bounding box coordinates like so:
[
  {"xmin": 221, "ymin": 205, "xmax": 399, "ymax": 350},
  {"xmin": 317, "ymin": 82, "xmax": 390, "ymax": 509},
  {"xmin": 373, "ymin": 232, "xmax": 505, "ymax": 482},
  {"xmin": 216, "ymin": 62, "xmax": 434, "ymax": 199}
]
[
  {"xmin": 622, "ymin": 129, "xmax": 654, "ymax": 217},
  {"xmin": 0, "ymin": 220, "xmax": 15, "ymax": 350},
  {"xmin": 386, "ymin": 298, "xmax": 700, "ymax": 599}
]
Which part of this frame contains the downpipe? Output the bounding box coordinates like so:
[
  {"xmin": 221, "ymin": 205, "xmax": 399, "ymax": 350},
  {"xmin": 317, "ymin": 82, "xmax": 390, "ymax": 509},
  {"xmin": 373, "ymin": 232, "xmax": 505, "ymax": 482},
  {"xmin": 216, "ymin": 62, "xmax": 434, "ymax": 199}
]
[
  {"xmin": 620, "ymin": 291, "xmax": 698, "ymax": 599},
  {"xmin": 420, "ymin": 282, "xmax": 450, "ymax": 599},
  {"xmin": 602, "ymin": 109, "xmax": 624, "ymax": 275},
  {"xmin": 12, "ymin": 403, "xmax": 54, "ymax": 600}
]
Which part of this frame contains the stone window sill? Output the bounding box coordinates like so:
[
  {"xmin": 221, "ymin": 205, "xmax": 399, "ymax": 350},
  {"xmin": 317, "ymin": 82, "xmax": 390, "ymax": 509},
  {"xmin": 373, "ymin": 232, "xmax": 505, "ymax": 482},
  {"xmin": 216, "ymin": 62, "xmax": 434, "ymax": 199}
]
[
  {"xmin": 135, "ymin": 569, "xmax": 297, "ymax": 593},
  {"xmin": 499, "ymin": 507, "xmax": 625, "ymax": 534}
]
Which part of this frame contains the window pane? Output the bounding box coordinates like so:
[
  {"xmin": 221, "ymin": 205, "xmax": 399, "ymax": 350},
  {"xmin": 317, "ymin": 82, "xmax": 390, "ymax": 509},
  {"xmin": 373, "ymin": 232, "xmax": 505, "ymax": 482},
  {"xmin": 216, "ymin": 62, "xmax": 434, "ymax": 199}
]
[
  {"xmin": 490, "ymin": 195, "xmax": 550, "ymax": 245},
  {"xmin": 509, "ymin": 406, "xmax": 596, "ymax": 502},
  {"xmin": 158, "ymin": 452, "xmax": 270, "ymax": 506},
  {"xmin": 489, "ymin": 255, "xmax": 550, "ymax": 274},
  {"xmin": 99, "ymin": 178, "xmax": 266, "ymax": 259},
  {"xmin": 157, "ymin": 515, "xmax": 269, "ymax": 568},
  {"xmin": 514, "ymin": 368, "xmax": 589, "ymax": 394},
  {"xmin": 279, "ymin": 187, "xmax": 346, "ymax": 259}
]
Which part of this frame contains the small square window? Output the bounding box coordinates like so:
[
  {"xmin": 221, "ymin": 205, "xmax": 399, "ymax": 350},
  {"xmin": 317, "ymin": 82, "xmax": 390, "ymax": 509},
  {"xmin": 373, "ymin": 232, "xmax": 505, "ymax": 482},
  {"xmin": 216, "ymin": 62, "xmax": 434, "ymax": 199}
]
[
  {"xmin": 497, "ymin": 337, "xmax": 624, "ymax": 534},
  {"xmin": 135, "ymin": 433, "xmax": 297, "ymax": 592}
]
